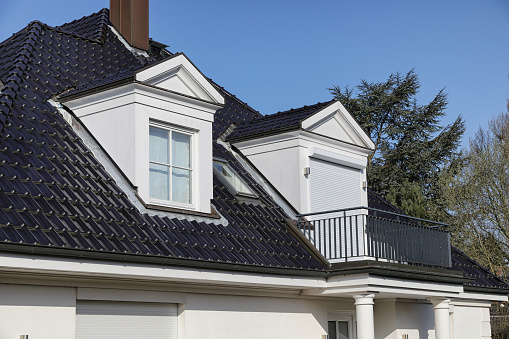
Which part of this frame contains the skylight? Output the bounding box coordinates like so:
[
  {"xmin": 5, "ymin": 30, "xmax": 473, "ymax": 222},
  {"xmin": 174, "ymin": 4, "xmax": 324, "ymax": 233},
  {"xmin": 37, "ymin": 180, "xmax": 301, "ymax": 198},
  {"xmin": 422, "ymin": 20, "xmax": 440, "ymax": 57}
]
[{"xmin": 213, "ymin": 160, "xmax": 255, "ymax": 196}]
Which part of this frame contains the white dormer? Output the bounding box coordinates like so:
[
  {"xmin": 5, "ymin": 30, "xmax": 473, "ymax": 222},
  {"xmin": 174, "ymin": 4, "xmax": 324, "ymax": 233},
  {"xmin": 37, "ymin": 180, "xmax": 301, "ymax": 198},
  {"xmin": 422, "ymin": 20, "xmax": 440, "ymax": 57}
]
[
  {"xmin": 60, "ymin": 54, "xmax": 224, "ymax": 214},
  {"xmin": 231, "ymin": 101, "xmax": 375, "ymax": 214}
]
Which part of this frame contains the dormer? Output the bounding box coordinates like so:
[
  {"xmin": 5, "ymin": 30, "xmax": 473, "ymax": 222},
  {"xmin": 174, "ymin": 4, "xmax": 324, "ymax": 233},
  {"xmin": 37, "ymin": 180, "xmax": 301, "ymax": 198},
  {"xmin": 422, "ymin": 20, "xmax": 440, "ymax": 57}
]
[
  {"xmin": 59, "ymin": 54, "xmax": 224, "ymax": 214},
  {"xmin": 227, "ymin": 100, "xmax": 374, "ymax": 214}
]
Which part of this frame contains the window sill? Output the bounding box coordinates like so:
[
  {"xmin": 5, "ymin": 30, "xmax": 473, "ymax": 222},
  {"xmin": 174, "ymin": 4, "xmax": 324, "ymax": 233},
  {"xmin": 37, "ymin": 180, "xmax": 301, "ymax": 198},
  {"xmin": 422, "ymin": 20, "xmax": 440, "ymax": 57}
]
[
  {"xmin": 145, "ymin": 204, "xmax": 221, "ymax": 219},
  {"xmin": 135, "ymin": 193, "xmax": 221, "ymax": 219}
]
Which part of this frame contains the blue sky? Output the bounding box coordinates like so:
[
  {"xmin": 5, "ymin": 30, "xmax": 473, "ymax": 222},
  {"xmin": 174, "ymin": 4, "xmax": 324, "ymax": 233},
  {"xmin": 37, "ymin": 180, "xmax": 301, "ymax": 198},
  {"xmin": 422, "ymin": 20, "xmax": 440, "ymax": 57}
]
[{"xmin": 1, "ymin": 1, "xmax": 508, "ymax": 147}]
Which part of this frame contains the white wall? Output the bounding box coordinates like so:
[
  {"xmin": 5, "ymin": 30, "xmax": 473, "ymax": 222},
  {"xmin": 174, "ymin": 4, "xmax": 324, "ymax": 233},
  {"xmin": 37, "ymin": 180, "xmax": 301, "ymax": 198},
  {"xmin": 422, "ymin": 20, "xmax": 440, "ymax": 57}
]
[
  {"xmin": 0, "ymin": 282, "xmax": 347, "ymax": 339},
  {"xmin": 453, "ymin": 303, "xmax": 492, "ymax": 339},
  {"xmin": 64, "ymin": 83, "xmax": 217, "ymax": 214},
  {"xmin": 235, "ymin": 131, "xmax": 370, "ymax": 214},
  {"xmin": 181, "ymin": 293, "xmax": 330, "ymax": 339},
  {"xmin": 0, "ymin": 284, "xmax": 76, "ymax": 339}
]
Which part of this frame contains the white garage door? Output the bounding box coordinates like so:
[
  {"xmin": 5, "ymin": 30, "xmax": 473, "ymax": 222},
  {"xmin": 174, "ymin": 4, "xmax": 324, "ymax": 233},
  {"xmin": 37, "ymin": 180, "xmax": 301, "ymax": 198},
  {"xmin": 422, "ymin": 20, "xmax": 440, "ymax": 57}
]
[
  {"xmin": 76, "ymin": 301, "xmax": 178, "ymax": 339},
  {"xmin": 310, "ymin": 157, "xmax": 361, "ymax": 213}
]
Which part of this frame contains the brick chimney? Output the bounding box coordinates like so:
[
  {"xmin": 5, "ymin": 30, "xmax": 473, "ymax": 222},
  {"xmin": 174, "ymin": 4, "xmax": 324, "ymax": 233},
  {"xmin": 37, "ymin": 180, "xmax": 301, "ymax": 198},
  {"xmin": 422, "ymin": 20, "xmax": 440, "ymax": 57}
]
[{"xmin": 110, "ymin": 0, "xmax": 149, "ymax": 51}]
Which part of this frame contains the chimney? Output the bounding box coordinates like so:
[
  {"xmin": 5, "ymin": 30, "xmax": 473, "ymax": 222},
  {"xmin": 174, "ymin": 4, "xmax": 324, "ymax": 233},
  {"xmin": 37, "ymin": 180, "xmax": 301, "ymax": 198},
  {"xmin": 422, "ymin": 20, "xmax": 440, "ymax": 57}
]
[{"xmin": 110, "ymin": 0, "xmax": 149, "ymax": 51}]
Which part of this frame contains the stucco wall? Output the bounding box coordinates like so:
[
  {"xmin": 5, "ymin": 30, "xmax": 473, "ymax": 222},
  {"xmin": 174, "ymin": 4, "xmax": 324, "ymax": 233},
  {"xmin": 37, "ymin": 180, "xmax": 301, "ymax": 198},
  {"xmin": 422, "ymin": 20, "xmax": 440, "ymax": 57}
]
[
  {"xmin": 453, "ymin": 304, "xmax": 492, "ymax": 339},
  {"xmin": 181, "ymin": 293, "xmax": 333, "ymax": 339},
  {"xmin": 0, "ymin": 284, "xmax": 76, "ymax": 339},
  {"xmin": 0, "ymin": 281, "xmax": 498, "ymax": 339}
]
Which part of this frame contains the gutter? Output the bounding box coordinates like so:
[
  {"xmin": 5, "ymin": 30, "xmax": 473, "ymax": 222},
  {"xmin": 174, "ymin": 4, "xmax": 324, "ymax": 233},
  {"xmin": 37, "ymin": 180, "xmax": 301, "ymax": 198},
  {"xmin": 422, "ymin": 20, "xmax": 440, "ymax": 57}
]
[
  {"xmin": 328, "ymin": 260, "xmax": 472, "ymax": 285},
  {"xmin": 0, "ymin": 242, "xmax": 328, "ymax": 278}
]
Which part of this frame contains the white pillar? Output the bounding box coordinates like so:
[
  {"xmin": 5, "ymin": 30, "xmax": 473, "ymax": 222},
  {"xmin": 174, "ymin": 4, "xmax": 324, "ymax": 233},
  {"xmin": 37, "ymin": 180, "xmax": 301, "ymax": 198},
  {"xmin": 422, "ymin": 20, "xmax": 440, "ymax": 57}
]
[
  {"xmin": 429, "ymin": 298, "xmax": 451, "ymax": 339},
  {"xmin": 354, "ymin": 294, "xmax": 376, "ymax": 339}
]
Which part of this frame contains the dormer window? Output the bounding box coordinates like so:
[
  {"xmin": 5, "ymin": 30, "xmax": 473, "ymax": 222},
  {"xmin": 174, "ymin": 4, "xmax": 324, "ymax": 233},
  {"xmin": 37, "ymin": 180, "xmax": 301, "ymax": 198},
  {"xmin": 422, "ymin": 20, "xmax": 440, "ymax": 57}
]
[
  {"xmin": 60, "ymin": 53, "xmax": 225, "ymax": 214},
  {"xmin": 213, "ymin": 160, "xmax": 255, "ymax": 197},
  {"xmin": 149, "ymin": 123, "xmax": 193, "ymax": 206}
]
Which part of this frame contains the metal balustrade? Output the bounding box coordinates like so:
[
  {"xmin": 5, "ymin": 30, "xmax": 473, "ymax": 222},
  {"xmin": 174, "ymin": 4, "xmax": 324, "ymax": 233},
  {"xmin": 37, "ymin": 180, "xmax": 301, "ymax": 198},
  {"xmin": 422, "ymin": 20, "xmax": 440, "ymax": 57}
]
[{"xmin": 297, "ymin": 207, "xmax": 451, "ymax": 267}]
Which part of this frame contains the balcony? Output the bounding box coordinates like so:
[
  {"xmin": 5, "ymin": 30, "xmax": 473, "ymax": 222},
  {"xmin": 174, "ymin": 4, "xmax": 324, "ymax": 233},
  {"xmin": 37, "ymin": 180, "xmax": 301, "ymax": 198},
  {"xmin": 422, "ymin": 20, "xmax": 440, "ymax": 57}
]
[{"xmin": 297, "ymin": 207, "xmax": 451, "ymax": 267}]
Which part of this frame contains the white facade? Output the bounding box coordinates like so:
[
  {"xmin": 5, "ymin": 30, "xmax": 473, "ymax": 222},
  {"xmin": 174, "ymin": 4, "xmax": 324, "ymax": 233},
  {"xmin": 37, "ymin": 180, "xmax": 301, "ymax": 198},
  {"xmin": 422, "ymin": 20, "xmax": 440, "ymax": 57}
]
[{"xmin": 0, "ymin": 252, "xmax": 503, "ymax": 339}]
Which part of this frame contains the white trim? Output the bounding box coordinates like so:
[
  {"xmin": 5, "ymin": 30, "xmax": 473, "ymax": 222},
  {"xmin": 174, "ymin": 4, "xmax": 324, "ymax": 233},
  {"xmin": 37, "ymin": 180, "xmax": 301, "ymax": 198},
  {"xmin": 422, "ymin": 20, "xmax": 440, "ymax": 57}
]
[
  {"xmin": 77, "ymin": 288, "xmax": 186, "ymax": 304},
  {"xmin": 136, "ymin": 54, "xmax": 224, "ymax": 105},
  {"xmin": 308, "ymin": 146, "xmax": 366, "ymax": 169},
  {"xmin": 301, "ymin": 101, "xmax": 375, "ymax": 150},
  {"xmin": 149, "ymin": 122, "xmax": 195, "ymax": 208}
]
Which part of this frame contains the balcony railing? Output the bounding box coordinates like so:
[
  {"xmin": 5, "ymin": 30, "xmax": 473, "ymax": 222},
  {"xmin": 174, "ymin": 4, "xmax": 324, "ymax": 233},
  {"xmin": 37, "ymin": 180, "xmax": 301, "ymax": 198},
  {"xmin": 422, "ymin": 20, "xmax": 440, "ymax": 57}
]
[{"xmin": 297, "ymin": 207, "xmax": 451, "ymax": 267}]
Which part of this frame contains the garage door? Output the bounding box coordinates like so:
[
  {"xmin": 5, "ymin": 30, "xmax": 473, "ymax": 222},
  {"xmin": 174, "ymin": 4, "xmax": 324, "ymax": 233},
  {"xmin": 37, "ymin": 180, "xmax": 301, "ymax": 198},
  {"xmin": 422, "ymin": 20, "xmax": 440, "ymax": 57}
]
[
  {"xmin": 76, "ymin": 301, "xmax": 178, "ymax": 339},
  {"xmin": 309, "ymin": 157, "xmax": 361, "ymax": 213}
]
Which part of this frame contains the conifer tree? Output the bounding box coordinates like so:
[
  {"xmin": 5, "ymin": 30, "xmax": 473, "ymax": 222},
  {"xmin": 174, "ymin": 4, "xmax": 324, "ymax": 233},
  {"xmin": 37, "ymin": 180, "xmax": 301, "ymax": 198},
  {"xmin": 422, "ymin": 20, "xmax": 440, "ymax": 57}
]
[{"xmin": 330, "ymin": 70, "xmax": 465, "ymax": 218}]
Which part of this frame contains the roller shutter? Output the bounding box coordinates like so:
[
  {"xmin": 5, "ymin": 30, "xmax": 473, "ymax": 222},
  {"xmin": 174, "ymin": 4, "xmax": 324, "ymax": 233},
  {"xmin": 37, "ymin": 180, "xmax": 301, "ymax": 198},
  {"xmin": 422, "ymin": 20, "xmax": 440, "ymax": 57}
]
[
  {"xmin": 76, "ymin": 300, "xmax": 178, "ymax": 339},
  {"xmin": 310, "ymin": 157, "xmax": 361, "ymax": 213}
]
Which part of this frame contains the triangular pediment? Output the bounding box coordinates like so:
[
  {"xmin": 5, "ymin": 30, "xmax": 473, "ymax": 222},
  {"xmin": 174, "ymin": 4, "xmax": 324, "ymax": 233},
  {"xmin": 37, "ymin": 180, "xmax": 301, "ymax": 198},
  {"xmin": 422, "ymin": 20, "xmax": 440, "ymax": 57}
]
[
  {"xmin": 135, "ymin": 53, "xmax": 224, "ymax": 105},
  {"xmin": 301, "ymin": 101, "xmax": 375, "ymax": 150}
]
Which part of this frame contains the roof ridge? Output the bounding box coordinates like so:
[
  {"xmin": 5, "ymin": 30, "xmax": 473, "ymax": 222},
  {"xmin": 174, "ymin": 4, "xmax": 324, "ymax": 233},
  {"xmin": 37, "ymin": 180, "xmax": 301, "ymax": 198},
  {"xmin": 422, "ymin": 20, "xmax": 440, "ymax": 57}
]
[
  {"xmin": 0, "ymin": 20, "xmax": 44, "ymax": 133},
  {"xmin": 53, "ymin": 8, "xmax": 110, "ymax": 44},
  {"xmin": 269, "ymin": 99, "xmax": 335, "ymax": 117}
]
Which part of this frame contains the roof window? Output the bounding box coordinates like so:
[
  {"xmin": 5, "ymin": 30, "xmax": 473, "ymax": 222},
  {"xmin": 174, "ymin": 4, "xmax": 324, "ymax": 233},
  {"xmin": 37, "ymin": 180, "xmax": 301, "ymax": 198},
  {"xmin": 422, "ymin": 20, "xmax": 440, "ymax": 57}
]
[{"xmin": 213, "ymin": 160, "xmax": 256, "ymax": 197}]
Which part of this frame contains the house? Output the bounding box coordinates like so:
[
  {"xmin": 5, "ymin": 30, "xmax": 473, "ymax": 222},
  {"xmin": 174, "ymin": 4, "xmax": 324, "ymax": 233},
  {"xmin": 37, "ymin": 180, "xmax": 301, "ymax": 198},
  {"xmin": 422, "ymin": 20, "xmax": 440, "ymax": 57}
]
[{"xmin": 0, "ymin": 1, "xmax": 507, "ymax": 338}]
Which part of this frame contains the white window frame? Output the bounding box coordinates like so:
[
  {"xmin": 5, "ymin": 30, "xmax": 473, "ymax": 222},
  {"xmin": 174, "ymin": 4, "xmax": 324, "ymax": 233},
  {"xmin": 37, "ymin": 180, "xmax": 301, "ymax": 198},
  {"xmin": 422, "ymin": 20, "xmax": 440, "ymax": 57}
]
[{"xmin": 149, "ymin": 121, "xmax": 196, "ymax": 210}]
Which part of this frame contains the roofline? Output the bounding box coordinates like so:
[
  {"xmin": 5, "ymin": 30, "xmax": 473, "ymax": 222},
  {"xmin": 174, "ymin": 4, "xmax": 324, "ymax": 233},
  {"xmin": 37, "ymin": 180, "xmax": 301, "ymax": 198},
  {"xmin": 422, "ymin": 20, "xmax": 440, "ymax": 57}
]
[
  {"xmin": 328, "ymin": 260, "xmax": 470, "ymax": 285},
  {"xmin": 0, "ymin": 241, "xmax": 488, "ymax": 289},
  {"xmin": 0, "ymin": 242, "xmax": 327, "ymax": 278},
  {"xmin": 464, "ymin": 285, "xmax": 509, "ymax": 295},
  {"xmin": 229, "ymin": 128, "xmax": 374, "ymax": 153},
  {"xmin": 297, "ymin": 99, "xmax": 338, "ymax": 129},
  {"xmin": 59, "ymin": 79, "xmax": 224, "ymax": 109},
  {"xmin": 226, "ymin": 100, "xmax": 336, "ymax": 143}
]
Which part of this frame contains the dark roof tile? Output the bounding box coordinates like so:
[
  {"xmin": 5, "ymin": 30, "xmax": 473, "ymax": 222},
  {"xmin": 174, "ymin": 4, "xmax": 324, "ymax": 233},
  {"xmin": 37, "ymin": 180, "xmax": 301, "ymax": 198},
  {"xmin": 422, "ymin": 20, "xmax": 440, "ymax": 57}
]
[{"xmin": 226, "ymin": 100, "xmax": 335, "ymax": 142}]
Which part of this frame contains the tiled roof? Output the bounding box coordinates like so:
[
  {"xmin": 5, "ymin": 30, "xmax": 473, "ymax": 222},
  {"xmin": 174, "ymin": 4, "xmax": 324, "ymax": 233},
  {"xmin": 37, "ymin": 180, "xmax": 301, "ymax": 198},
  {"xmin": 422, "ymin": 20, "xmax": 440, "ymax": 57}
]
[
  {"xmin": 452, "ymin": 247, "xmax": 509, "ymax": 291},
  {"xmin": 0, "ymin": 8, "xmax": 507, "ymax": 291},
  {"xmin": 226, "ymin": 100, "xmax": 335, "ymax": 142},
  {"xmin": 0, "ymin": 9, "xmax": 323, "ymax": 271}
]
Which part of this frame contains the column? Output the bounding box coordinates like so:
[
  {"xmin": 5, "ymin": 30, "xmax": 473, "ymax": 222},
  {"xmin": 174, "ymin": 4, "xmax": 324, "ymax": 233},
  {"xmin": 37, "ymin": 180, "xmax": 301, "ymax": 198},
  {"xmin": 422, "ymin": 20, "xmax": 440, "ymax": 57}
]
[
  {"xmin": 429, "ymin": 298, "xmax": 451, "ymax": 339},
  {"xmin": 354, "ymin": 294, "xmax": 375, "ymax": 339}
]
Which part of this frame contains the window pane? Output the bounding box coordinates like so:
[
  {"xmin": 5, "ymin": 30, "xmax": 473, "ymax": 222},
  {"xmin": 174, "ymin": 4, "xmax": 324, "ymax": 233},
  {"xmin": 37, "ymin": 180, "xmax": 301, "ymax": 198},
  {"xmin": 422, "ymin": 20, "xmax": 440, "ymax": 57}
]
[
  {"xmin": 149, "ymin": 163, "xmax": 169, "ymax": 200},
  {"xmin": 213, "ymin": 162, "xmax": 223, "ymax": 172},
  {"xmin": 328, "ymin": 321, "xmax": 337, "ymax": 339},
  {"xmin": 149, "ymin": 126, "xmax": 169, "ymax": 164},
  {"xmin": 172, "ymin": 168, "xmax": 191, "ymax": 204},
  {"xmin": 338, "ymin": 321, "xmax": 349, "ymax": 339},
  {"xmin": 213, "ymin": 161, "xmax": 254, "ymax": 195},
  {"xmin": 172, "ymin": 132, "xmax": 190, "ymax": 168}
]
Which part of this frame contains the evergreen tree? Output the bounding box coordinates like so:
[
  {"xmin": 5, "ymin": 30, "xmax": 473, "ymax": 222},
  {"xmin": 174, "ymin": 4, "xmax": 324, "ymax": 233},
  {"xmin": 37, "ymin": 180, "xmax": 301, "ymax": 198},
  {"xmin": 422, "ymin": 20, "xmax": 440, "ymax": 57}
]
[{"xmin": 329, "ymin": 70, "xmax": 465, "ymax": 218}]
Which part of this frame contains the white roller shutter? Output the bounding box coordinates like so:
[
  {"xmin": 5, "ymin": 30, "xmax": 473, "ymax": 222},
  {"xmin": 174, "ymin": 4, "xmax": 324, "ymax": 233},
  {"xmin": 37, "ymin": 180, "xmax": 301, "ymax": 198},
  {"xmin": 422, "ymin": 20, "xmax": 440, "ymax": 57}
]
[
  {"xmin": 76, "ymin": 301, "xmax": 178, "ymax": 339},
  {"xmin": 309, "ymin": 158, "xmax": 364, "ymax": 259},
  {"xmin": 310, "ymin": 157, "xmax": 361, "ymax": 213}
]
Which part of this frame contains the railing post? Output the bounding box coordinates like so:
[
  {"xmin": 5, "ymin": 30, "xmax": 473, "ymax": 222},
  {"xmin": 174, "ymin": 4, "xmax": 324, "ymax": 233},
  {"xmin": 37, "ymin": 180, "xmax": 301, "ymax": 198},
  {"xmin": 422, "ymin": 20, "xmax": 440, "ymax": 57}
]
[
  {"xmin": 447, "ymin": 232, "xmax": 452, "ymax": 267},
  {"xmin": 343, "ymin": 210, "xmax": 348, "ymax": 261}
]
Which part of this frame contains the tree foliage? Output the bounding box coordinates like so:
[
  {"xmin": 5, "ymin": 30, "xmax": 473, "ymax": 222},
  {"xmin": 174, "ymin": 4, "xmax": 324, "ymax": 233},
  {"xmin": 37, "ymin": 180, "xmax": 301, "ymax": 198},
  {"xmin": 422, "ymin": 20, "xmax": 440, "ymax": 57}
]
[
  {"xmin": 329, "ymin": 70, "xmax": 465, "ymax": 218},
  {"xmin": 442, "ymin": 106, "xmax": 509, "ymax": 274}
]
